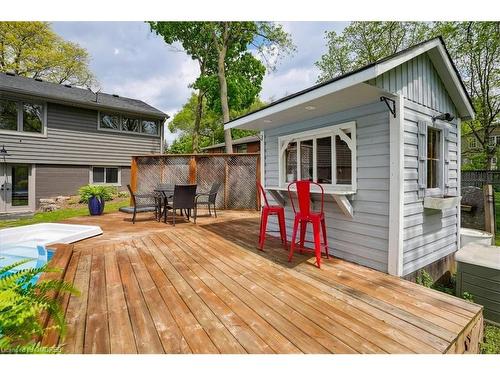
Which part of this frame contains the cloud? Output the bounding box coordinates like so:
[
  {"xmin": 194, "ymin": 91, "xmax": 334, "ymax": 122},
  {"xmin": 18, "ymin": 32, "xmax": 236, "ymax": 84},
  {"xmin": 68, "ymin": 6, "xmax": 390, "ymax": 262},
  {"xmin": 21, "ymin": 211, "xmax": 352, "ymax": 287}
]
[{"xmin": 51, "ymin": 21, "xmax": 348, "ymax": 142}]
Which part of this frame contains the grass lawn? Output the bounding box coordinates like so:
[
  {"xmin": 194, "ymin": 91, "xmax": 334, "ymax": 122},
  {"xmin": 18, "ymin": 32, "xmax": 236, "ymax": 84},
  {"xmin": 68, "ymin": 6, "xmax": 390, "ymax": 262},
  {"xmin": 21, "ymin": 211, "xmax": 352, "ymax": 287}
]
[{"xmin": 0, "ymin": 199, "xmax": 129, "ymax": 229}]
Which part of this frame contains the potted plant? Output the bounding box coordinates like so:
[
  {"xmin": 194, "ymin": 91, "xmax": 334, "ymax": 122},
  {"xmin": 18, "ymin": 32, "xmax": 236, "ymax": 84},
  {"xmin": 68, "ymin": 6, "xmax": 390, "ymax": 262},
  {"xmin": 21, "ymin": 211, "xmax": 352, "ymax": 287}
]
[{"xmin": 78, "ymin": 184, "xmax": 114, "ymax": 215}]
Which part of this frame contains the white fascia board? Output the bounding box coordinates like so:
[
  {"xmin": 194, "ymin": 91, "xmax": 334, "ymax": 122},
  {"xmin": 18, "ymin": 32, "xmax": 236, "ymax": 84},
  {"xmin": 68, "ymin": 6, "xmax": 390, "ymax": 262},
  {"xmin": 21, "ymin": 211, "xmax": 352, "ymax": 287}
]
[{"xmin": 224, "ymin": 67, "xmax": 377, "ymax": 130}]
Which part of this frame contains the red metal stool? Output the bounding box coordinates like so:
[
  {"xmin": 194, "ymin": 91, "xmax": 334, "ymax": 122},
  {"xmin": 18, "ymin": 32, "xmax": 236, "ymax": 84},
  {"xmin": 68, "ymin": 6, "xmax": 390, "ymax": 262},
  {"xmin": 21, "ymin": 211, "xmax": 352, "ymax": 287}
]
[
  {"xmin": 288, "ymin": 180, "xmax": 329, "ymax": 268},
  {"xmin": 257, "ymin": 182, "xmax": 287, "ymax": 250}
]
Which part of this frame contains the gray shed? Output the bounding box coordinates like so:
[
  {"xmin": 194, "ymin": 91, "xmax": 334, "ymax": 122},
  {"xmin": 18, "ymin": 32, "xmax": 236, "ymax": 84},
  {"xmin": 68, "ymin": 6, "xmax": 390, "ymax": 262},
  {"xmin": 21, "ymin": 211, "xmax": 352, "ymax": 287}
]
[{"xmin": 225, "ymin": 37, "xmax": 475, "ymax": 277}]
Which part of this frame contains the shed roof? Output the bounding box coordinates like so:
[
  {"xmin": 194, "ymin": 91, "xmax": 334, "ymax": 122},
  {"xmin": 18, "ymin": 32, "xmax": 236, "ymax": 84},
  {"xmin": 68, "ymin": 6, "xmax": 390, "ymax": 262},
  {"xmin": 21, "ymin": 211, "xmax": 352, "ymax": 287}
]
[
  {"xmin": 226, "ymin": 37, "xmax": 474, "ymax": 131},
  {"xmin": 0, "ymin": 73, "xmax": 168, "ymax": 119},
  {"xmin": 202, "ymin": 135, "xmax": 260, "ymax": 150}
]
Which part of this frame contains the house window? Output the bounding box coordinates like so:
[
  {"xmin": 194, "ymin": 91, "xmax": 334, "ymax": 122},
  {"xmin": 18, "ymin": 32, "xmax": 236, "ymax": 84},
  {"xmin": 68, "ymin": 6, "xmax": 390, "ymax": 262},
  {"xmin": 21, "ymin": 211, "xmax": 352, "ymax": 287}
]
[
  {"xmin": 141, "ymin": 120, "xmax": 159, "ymax": 135},
  {"xmin": 427, "ymin": 127, "xmax": 442, "ymax": 190},
  {"xmin": 122, "ymin": 117, "xmax": 139, "ymax": 132},
  {"xmin": 467, "ymin": 137, "xmax": 478, "ymax": 149},
  {"xmin": 0, "ymin": 99, "xmax": 45, "ymax": 135},
  {"xmin": 278, "ymin": 121, "xmax": 356, "ymax": 191},
  {"xmin": 100, "ymin": 113, "xmax": 120, "ymax": 130},
  {"xmin": 91, "ymin": 167, "xmax": 120, "ymax": 185}
]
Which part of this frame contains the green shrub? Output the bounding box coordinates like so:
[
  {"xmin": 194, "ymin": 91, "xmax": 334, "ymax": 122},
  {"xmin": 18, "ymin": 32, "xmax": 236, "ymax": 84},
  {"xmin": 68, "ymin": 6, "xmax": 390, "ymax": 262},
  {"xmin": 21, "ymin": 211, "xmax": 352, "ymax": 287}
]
[
  {"xmin": 78, "ymin": 184, "xmax": 115, "ymax": 203},
  {"xmin": 415, "ymin": 270, "xmax": 434, "ymax": 288},
  {"xmin": 0, "ymin": 260, "xmax": 79, "ymax": 353},
  {"xmin": 117, "ymin": 190, "xmax": 129, "ymax": 199},
  {"xmin": 481, "ymin": 324, "xmax": 500, "ymax": 354}
]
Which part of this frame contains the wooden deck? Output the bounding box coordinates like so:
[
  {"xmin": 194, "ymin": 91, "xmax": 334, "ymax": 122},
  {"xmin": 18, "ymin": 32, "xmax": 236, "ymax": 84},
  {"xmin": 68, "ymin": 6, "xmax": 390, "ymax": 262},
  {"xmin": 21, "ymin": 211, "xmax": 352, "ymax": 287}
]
[{"xmin": 43, "ymin": 210, "xmax": 483, "ymax": 354}]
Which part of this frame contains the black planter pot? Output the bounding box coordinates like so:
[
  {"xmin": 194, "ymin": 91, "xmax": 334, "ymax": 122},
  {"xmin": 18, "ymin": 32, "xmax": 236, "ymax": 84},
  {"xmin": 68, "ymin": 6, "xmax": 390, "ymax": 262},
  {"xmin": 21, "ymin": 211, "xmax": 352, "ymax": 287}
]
[{"xmin": 88, "ymin": 196, "xmax": 105, "ymax": 215}]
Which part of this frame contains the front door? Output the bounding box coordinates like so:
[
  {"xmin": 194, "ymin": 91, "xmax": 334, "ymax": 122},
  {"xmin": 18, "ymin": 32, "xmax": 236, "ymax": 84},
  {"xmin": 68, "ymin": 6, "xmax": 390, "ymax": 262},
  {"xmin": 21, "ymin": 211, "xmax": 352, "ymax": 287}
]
[{"xmin": 0, "ymin": 164, "xmax": 32, "ymax": 213}]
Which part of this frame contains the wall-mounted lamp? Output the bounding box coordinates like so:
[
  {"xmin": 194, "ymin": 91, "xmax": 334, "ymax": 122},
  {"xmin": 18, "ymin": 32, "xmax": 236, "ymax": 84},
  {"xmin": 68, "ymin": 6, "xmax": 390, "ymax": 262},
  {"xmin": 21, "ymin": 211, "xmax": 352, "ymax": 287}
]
[
  {"xmin": 0, "ymin": 145, "xmax": 9, "ymax": 156},
  {"xmin": 432, "ymin": 113, "xmax": 455, "ymax": 122}
]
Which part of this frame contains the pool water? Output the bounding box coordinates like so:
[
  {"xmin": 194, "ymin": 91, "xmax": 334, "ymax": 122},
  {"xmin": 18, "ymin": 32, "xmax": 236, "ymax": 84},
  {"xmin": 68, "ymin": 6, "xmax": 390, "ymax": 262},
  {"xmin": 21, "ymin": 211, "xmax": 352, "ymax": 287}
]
[{"xmin": 0, "ymin": 241, "xmax": 54, "ymax": 283}]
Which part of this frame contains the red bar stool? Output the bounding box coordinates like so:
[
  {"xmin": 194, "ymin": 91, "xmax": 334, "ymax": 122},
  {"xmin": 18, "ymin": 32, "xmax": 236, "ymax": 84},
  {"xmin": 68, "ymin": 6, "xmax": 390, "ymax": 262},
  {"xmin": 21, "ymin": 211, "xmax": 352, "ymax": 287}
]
[
  {"xmin": 257, "ymin": 182, "xmax": 287, "ymax": 250},
  {"xmin": 288, "ymin": 180, "xmax": 329, "ymax": 268}
]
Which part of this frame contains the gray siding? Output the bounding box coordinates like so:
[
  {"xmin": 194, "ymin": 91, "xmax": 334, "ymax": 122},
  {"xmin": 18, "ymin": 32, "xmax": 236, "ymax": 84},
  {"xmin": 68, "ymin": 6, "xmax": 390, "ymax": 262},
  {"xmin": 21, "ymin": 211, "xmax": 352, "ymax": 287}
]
[
  {"xmin": 368, "ymin": 52, "xmax": 457, "ymax": 116},
  {"xmin": 0, "ymin": 103, "xmax": 161, "ymax": 166},
  {"xmin": 402, "ymin": 102, "xmax": 459, "ymax": 275},
  {"xmin": 35, "ymin": 165, "xmax": 89, "ymax": 205},
  {"xmin": 264, "ymin": 101, "xmax": 390, "ymax": 272},
  {"xmin": 368, "ymin": 52, "xmax": 460, "ymax": 276},
  {"xmin": 35, "ymin": 164, "xmax": 131, "ymax": 206}
]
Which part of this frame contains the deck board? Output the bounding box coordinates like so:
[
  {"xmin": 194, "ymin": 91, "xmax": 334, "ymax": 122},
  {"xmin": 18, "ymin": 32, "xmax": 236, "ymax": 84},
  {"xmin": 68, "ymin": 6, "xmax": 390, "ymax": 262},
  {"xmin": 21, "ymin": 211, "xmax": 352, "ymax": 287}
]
[{"xmin": 46, "ymin": 210, "xmax": 483, "ymax": 354}]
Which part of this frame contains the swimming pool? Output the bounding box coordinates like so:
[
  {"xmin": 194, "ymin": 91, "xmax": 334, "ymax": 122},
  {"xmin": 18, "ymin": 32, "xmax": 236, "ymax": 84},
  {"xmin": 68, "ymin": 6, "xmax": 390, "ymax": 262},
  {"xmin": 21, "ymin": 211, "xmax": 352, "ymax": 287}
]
[{"xmin": 0, "ymin": 223, "xmax": 102, "ymax": 281}]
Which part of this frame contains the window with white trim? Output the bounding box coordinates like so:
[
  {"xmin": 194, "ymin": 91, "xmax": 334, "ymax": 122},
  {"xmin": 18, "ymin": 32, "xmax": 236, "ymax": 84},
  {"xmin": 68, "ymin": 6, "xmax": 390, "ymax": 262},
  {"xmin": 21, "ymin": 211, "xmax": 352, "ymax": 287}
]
[
  {"xmin": 91, "ymin": 166, "xmax": 121, "ymax": 185},
  {"xmin": 467, "ymin": 137, "xmax": 478, "ymax": 149},
  {"xmin": 0, "ymin": 98, "xmax": 45, "ymax": 135},
  {"xmin": 278, "ymin": 122, "xmax": 356, "ymax": 191},
  {"xmin": 98, "ymin": 111, "xmax": 161, "ymax": 136}
]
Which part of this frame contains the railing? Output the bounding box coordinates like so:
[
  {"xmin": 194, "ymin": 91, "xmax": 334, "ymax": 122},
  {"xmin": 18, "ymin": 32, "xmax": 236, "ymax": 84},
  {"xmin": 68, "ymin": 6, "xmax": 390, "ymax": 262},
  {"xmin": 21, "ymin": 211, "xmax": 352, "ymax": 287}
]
[
  {"xmin": 462, "ymin": 170, "xmax": 500, "ymax": 189},
  {"xmin": 130, "ymin": 153, "xmax": 260, "ymax": 210}
]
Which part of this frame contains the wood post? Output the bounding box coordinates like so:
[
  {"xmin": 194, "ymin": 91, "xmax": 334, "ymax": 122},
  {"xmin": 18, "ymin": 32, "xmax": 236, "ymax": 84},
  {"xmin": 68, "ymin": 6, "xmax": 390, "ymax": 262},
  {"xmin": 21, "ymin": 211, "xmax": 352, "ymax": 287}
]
[
  {"xmin": 130, "ymin": 157, "xmax": 138, "ymax": 205},
  {"xmin": 256, "ymin": 154, "xmax": 261, "ymax": 210},
  {"xmin": 224, "ymin": 158, "xmax": 229, "ymax": 210},
  {"xmin": 188, "ymin": 156, "xmax": 197, "ymax": 184},
  {"xmin": 483, "ymin": 184, "xmax": 496, "ymax": 236}
]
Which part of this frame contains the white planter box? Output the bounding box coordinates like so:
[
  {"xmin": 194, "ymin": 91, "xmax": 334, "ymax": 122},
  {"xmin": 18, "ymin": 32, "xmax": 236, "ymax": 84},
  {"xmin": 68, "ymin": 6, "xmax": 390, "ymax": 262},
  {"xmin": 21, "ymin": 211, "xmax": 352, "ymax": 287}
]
[{"xmin": 423, "ymin": 196, "xmax": 461, "ymax": 210}]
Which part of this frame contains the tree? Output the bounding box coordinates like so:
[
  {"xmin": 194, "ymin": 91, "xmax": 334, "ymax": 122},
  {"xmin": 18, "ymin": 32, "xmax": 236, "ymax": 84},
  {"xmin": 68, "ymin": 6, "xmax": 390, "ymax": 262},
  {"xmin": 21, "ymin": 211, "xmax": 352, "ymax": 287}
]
[
  {"xmin": 166, "ymin": 93, "xmax": 266, "ymax": 154},
  {"xmin": 435, "ymin": 22, "xmax": 500, "ymax": 169},
  {"xmin": 316, "ymin": 21, "xmax": 500, "ymax": 169},
  {"xmin": 202, "ymin": 22, "xmax": 294, "ymax": 152},
  {"xmin": 0, "ymin": 22, "xmax": 95, "ymax": 87},
  {"xmin": 150, "ymin": 22, "xmax": 295, "ymax": 152},
  {"xmin": 315, "ymin": 22, "xmax": 430, "ymax": 82}
]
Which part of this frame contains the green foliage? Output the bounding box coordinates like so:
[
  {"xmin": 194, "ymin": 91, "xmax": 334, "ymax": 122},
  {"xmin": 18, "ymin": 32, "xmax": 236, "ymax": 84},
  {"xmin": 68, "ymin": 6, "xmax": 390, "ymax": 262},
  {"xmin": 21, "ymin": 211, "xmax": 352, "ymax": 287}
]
[
  {"xmin": 481, "ymin": 323, "xmax": 500, "ymax": 354},
  {"xmin": 315, "ymin": 22, "xmax": 430, "ymax": 82},
  {"xmin": 415, "ymin": 270, "xmax": 434, "ymax": 288},
  {"xmin": 78, "ymin": 184, "xmax": 116, "ymax": 203},
  {"xmin": 0, "ymin": 22, "xmax": 96, "ymax": 87},
  {"xmin": 0, "ymin": 199, "xmax": 128, "ymax": 229},
  {"xmin": 0, "ymin": 259, "xmax": 79, "ymax": 353},
  {"xmin": 461, "ymin": 291, "xmax": 474, "ymax": 302}
]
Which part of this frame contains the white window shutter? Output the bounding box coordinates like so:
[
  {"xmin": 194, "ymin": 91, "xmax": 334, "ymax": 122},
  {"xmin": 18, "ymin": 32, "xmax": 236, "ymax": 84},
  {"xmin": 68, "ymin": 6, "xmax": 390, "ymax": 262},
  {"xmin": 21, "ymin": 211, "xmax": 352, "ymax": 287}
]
[
  {"xmin": 443, "ymin": 127, "xmax": 450, "ymax": 195},
  {"xmin": 417, "ymin": 121, "xmax": 427, "ymax": 200}
]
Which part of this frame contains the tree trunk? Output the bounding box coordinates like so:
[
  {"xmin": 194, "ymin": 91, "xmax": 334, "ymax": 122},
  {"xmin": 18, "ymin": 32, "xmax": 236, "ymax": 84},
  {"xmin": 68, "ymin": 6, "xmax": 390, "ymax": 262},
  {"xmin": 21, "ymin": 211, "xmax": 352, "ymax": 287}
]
[
  {"xmin": 192, "ymin": 91, "xmax": 204, "ymax": 153},
  {"xmin": 216, "ymin": 45, "xmax": 233, "ymax": 153}
]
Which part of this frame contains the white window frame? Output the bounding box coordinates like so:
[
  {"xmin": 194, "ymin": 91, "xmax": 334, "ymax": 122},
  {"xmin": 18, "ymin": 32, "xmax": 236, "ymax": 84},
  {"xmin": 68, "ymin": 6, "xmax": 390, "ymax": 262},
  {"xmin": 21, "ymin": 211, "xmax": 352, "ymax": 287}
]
[
  {"xmin": 89, "ymin": 166, "xmax": 121, "ymax": 186},
  {"xmin": 425, "ymin": 124, "xmax": 445, "ymax": 197},
  {"xmin": 467, "ymin": 136, "xmax": 478, "ymax": 149},
  {"xmin": 97, "ymin": 111, "xmax": 161, "ymax": 137},
  {"xmin": 0, "ymin": 98, "xmax": 47, "ymax": 138},
  {"xmin": 278, "ymin": 121, "xmax": 357, "ymax": 192}
]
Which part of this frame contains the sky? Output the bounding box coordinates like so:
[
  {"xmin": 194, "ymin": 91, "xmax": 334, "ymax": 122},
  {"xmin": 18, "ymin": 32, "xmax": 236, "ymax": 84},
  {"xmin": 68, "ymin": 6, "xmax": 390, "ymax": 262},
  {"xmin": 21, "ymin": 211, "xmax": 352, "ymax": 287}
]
[{"xmin": 52, "ymin": 22, "xmax": 348, "ymax": 142}]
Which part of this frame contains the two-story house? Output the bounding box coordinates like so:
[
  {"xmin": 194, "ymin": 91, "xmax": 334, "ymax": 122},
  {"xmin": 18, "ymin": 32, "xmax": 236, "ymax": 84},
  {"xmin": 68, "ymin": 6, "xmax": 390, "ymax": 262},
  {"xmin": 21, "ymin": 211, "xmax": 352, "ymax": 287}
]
[
  {"xmin": 0, "ymin": 72, "xmax": 168, "ymax": 215},
  {"xmin": 462, "ymin": 124, "xmax": 500, "ymax": 169}
]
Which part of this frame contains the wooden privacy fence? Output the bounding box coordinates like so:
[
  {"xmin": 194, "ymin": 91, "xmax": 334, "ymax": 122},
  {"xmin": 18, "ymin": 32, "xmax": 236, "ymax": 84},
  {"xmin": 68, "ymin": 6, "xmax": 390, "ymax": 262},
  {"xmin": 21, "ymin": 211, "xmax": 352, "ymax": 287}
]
[
  {"xmin": 462, "ymin": 170, "xmax": 500, "ymax": 189},
  {"xmin": 130, "ymin": 153, "xmax": 260, "ymax": 210}
]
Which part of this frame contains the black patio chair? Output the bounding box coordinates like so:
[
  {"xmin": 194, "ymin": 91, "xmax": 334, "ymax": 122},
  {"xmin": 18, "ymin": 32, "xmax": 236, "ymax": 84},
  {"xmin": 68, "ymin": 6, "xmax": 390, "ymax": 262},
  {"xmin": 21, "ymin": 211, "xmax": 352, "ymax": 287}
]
[
  {"xmin": 119, "ymin": 184, "xmax": 160, "ymax": 224},
  {"xmin": 195, "ymin": 182, "xmax": 221, "ymax": 218},
  {"xmin": 163, "ymin": 184, "xmax": 198, "ymax": 225}
]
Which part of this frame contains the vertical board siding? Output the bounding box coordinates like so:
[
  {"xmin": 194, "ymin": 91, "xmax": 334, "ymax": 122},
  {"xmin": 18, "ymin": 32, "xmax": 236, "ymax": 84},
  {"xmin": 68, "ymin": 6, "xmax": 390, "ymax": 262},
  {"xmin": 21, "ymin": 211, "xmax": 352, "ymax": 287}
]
[
  {"xmin": 402, "ymin": 101, "xmax": 459, "ymax": 275},
  {"xmin": 368, "ymin": 52, "xmax": 456, "ymax": 116},
  {"xmin": 0, "ymin": 103, "xmax": 161, "ymax": 165},
  {"xmin": 263, "ymin": 102, "xmax": 390, "ymax": 272}
]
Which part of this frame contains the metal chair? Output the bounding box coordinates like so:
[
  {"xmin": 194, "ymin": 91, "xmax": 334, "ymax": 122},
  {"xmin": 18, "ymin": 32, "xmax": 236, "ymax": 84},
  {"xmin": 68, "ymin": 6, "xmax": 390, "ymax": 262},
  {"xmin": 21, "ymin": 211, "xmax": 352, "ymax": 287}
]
[
  {"xmin": 163, "ymin": 184, "xmax": 198, "ymax": 225},
  {"xmin": 257, "ymin": 182, "xmax": 287, "ymax": 250},
  {"xmin": 287, "ymin": 180, "xmax": 329, "ymax": 268},
  {"xmin": 195, "ymin": 182, "xmax": 221, "ymax": 218},
  {"xmin": 119, "ymin": 184, "xmax": 160, "ymax": 224}
]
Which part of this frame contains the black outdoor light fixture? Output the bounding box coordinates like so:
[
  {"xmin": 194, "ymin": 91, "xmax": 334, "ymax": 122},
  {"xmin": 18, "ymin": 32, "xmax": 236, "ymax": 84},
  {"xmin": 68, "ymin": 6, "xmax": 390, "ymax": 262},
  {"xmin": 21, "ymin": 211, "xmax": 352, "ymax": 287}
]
[
  {"xmin": 432, "ymin": 112, "xmax": 455, "ymax": 122},
  {"xmin": 0, "ymin": 144, "xmax": 9, "ymax": 156}
]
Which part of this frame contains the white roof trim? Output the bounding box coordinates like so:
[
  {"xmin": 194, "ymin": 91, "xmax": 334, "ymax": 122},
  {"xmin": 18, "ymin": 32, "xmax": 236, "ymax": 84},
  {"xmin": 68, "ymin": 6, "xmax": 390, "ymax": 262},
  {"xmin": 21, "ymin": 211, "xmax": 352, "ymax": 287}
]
[{"xmin": 226, "ymin": 38, "xmax": 474, "ymax": 130}]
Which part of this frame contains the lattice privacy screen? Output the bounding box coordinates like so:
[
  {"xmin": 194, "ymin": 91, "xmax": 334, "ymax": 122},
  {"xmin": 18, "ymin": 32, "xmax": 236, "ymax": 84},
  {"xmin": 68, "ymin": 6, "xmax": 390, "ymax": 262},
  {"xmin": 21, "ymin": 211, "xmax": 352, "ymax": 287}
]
[{"xmin": 134, "ymin": 154, "xmax": 259, "ymax": 210}]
